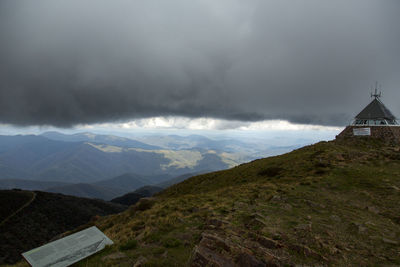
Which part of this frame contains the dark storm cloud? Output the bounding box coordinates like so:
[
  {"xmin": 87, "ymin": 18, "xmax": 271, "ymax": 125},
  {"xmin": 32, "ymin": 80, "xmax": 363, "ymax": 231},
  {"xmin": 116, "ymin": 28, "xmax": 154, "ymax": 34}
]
[{"xmin": 0, "ymin": 0, "xmax": 399, "ymax": 127}]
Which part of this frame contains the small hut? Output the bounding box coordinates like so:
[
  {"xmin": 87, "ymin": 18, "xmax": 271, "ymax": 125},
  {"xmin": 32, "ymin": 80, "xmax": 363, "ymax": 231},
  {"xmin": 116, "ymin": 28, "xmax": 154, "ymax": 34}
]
[{"xmin": 336, "ymin": 87, "xmax": 400, "ymax": 143}]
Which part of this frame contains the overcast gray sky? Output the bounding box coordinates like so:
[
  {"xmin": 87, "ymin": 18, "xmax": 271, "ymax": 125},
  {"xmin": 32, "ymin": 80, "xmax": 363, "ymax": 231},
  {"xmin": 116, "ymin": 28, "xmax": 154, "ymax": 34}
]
[{"xmin": 0, "ymin": 0, "xmax": 399, "ymax": 127}]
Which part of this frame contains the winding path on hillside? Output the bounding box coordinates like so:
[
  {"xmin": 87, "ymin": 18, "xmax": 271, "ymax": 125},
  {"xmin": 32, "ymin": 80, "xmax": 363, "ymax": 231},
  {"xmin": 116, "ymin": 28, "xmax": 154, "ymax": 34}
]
[{"xmin": 0, "ymin": 191, "xmax": 37, "ymax": 228}]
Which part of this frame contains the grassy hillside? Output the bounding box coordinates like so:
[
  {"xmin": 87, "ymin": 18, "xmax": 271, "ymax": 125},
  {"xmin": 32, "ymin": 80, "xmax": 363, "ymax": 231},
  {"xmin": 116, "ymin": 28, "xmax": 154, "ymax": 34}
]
[
  {"xmin": 111, "ymin": 186, "xmax": 163, "ymax": 206},
  {"xmin": 11, "ymin": 138, "xmax": 400, "ymax": 266}
]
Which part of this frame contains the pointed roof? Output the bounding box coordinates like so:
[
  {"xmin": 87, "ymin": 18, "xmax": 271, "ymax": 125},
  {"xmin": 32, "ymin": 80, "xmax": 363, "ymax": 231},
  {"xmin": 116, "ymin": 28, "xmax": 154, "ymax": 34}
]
[{"xmin": 355, "ymin": 98, "xmax": 396, "ymax": 120}]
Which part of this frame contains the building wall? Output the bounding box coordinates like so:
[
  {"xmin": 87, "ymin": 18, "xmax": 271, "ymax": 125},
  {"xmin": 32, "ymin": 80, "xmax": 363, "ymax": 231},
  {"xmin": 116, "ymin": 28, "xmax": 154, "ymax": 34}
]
[{"xmin": 336, "ymin": 126, "xmax": 400, "ymax": 144}]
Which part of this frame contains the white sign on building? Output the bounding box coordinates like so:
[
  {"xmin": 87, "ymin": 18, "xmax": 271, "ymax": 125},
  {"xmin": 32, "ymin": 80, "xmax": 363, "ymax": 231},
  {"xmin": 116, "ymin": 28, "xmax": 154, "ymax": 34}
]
[{"xmin": 353, "ymin": 127, "xmax": 371, "ymax": 136}]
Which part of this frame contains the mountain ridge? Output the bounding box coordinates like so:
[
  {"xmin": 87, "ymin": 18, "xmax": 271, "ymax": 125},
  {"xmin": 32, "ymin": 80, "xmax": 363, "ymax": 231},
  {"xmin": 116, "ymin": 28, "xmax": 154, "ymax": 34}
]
[
  {"xmin": 41, "ymin": 131, "xmax": 161, "ymax": 150},
  {"xmin": 0, "ymin": 134, "xmax": 237, "ymax": 183}
]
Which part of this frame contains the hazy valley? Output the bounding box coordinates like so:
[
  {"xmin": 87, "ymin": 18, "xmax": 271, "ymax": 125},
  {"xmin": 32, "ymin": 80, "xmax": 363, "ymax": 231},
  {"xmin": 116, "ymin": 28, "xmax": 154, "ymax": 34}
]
[{"xmin": 0, "ymin": 131, "xmax": 311, "ymax": 200}]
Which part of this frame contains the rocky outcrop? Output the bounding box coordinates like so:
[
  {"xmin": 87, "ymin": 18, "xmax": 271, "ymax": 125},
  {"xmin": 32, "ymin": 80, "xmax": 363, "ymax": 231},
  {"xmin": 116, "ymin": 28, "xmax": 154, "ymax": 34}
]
[{"xmin": 190, "ymin": 231, "xmax": 286, "ymax": 267}]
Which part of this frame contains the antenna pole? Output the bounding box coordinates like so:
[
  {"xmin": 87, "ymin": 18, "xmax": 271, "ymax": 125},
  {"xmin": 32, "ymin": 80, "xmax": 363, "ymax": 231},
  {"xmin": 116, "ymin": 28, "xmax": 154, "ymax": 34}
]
[{"xmin": 371, "ymin": 81, "xmax": 382, "ymax": 99}]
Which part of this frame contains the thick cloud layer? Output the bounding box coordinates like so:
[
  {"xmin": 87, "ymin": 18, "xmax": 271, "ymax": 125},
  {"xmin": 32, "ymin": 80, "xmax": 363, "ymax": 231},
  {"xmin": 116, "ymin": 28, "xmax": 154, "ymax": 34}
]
[{"xmin": 0, "ymin": 0, "xmax": 399, "ymax": 127}]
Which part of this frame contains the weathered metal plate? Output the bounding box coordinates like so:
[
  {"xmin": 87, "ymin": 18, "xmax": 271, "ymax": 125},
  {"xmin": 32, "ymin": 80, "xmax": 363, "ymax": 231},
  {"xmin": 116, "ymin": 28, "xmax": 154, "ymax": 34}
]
[
  {"xmin": 22, "ymin": 226, "xmax": 113, "ymax": 267},
  {"xmin": 353, "ymin": 127, "xmax": 371, "ymax": 136}
]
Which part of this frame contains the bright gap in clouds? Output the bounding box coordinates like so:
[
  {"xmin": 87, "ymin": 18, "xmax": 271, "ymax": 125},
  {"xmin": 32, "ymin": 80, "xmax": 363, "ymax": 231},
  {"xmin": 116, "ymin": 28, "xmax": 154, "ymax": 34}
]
[
  {"xmin": 78, "ymin": 117, "xmax": 343, "ymax": 142},
  {"xmin": 0, "ymin": 117, "xmax": 343, "ymax": 143},
  {"xmin": 83, "ymin": 117, "xmax": 342, "ymax": 132}
]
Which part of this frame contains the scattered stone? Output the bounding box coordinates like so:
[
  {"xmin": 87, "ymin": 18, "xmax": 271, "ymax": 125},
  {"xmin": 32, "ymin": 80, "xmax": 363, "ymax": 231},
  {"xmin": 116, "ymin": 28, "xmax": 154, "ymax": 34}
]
[
  {"xmin": 282, "ymin": 203, "xmax": 292, "ymax": 211},
  {"xmin": 256, "ymin": 236, "xmax": 282, "ymax": 249},
  {"xmin": 246, "ymin": 218, "xmax": 266, "ymax": 229},
  {"xmin": 382, "ymin": 238, "xmax": 399, "ymax": 245},
  {"xmin": 335, "ymin": 154, "xmax": 346, "ymax": 161},
  {"xmin": 270, "ymin": 195, "xmax": 281, "ymax": 202},
  {"xmin": 324, "ymin": 229, "xmax": 334, "ymax": 237},
  {"xmin": 251, "ymin": 213, "xmax": 268, "ymax": 221},
  {"xmin": 235, "ymin": 202, "xmax": 247, "ymax": 208},
  {"xmin": 349, "ymin": 201, "xmax": 365, "ymax": 209},
  {"xmin": 190, "ymin": 207, "xmax": 200, "ymax": 213},
  {"xmin": 305, "ymin": 200, "xmax": 326, "ymax": 209},
  {"xmin": 295, "ymin": 223, "xmax": 312, "ymax": 232},
  {"xmin": 135, "ymin": 230, "xmax": 146, "ymax": 241},
  {"xmin": 364, "ymin": 221, "xmax": 375, "ymax": 226},
  {"xmin": 236, "ymin": 253, "xmax": 266, "ymax": 267},
  {"xmin": 358, "ymin": 225, "xmax": 367, "ymax": 233},
  {"xmin": 360, "ymin": 191, "xmax": 372, "ymax": 198},
  {"xmin": 191, "ymin": 245, "xmax": 236, "ymax": 267},
  {"xmin": 200, "ymin": 233, "xmax": 232, "ymax": 252},
  {"xmin": 349, "ymin": 222, "xmax": 367, "ymax": 234},
  {"xmin": 207, "ymin": 218, "xmax": 230, "ymax": 228},
  {"xmin": 366, "ymin": 206, "xmax": 380, "ymax": 214},
  {"xmin": 177, "ymin": 232, "xmax": 194, "ymax": 244},
  {"xmin": 288, "ymin": 244, "xmax": 327, "ymax": 261},
  {"xmin": 133, "ymin": 256, "xmax": 147, "ymax": 267},
  {"xmin": 390, "ymin": 185, "xmax": 400, "ymax": 191},
  {"xmin": 272, "ymin": 233, "xmax": 282, "ymax": 240},
  {"xmin": 329, "ymin": 246, "xmax": 340, "ymax": 255},
  {"xmin": 101, "ymin": 252, "xmax": 127, "ymax": 261},
  {"xmin": 330, "ymin": 215, "xmax": 341, "ymax": 222}
]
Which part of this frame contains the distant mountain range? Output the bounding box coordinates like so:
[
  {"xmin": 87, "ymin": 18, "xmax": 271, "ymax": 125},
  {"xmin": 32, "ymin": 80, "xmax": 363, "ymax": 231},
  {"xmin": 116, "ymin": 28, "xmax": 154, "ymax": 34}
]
[
  {"xmin": 0, "ymin": 133, "xmax": 239, "ymax": 184},
  {"xmin": 0, "ymin": 131, "xmax": 310, "ymax": 201},
  {"xmin": 136, "ymin": 134, "xmax": 253, "ymax": 152},
  {"xmin": 93, "ymin": 172, "xmax": 154, "ymax": 191},
  {"xmin": 41, "ymin": 131, "xmax": 161, "ymax": 150},
  {"xmin": 44, "ymin": 173, "xmax": 165, "ymax": 200},
  {"xmin": 45, "ymin": 183, "xmax": 126, "ymax": 201},
  {"xmin": 0, "ymin": 179, "xmax": 69, "ymax": 191}
]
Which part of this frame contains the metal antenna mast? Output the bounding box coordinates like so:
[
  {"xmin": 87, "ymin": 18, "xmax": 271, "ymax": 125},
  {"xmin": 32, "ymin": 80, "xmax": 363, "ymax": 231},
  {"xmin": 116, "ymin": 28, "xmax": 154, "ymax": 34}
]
[{"xmin": 371, "ymin": 81, "xmax": 382, "ymax": 99}]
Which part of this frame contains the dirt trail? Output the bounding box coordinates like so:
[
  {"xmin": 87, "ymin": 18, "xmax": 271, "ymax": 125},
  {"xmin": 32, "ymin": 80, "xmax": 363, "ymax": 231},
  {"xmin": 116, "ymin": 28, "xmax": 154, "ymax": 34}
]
[{"xmin": 0, "ymin": 191, "xmax": 37, "ymax": 227}]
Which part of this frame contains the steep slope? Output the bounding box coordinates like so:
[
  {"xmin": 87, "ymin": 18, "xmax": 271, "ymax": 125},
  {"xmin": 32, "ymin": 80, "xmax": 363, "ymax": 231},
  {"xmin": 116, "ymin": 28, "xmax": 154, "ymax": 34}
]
[
  {"xmin": 0, "ymin": 190, "xmax": 126, "ymax": 265},
  {"xmin": 77, "ymin": 139, "xmax": 400, "ymax": 266},
  {"xmin": 110, "ymin": 192, "xmax": 145, "ymax": 207},
  {"xmin": 156, "ymin": 171, "xmax": 205, "ymax": 188},
  {"xmin": 133, "ymin": 185, "xmax": 163, "ymax": 197},
  {"xmin": 111, "ymin": 186, "xmax": 163, "ymax": 206}
]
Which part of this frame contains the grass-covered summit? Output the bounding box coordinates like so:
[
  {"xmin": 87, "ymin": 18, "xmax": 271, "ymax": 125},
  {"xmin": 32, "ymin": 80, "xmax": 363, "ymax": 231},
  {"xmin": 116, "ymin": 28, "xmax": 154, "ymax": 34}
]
[{"xmin": 15, "ymin": 138, "xmax": 400, "ymax": 266}]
